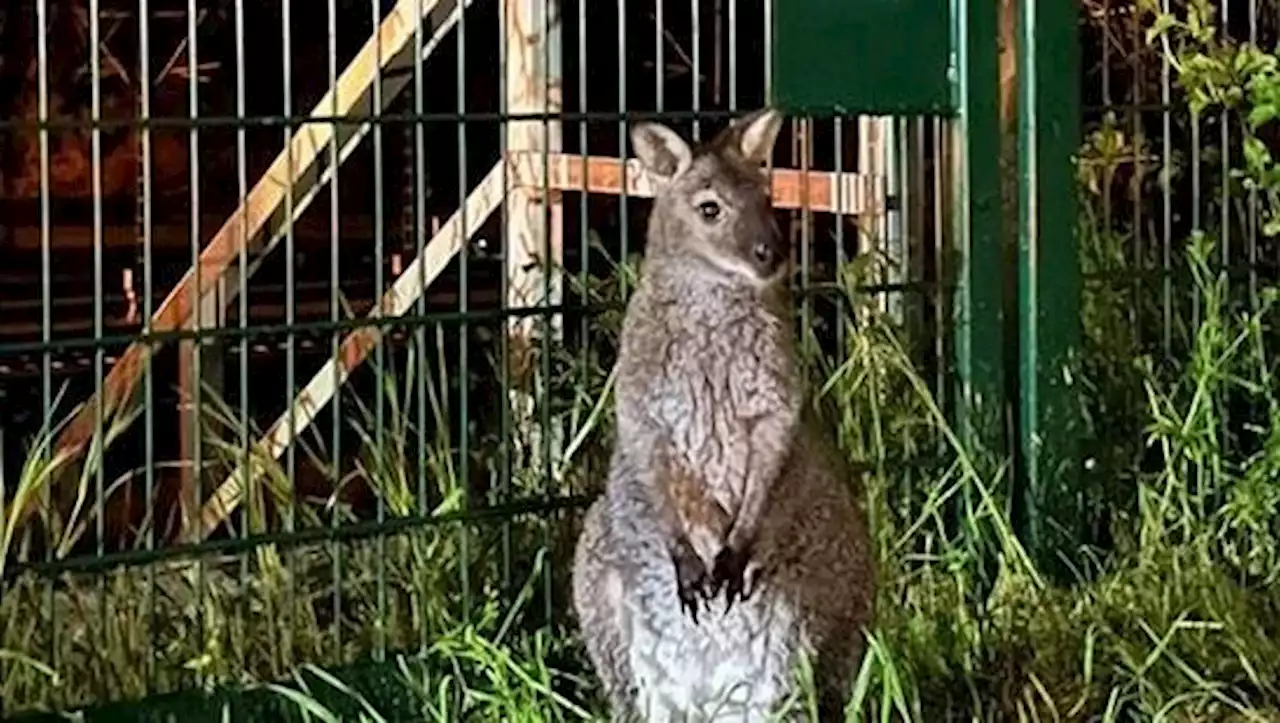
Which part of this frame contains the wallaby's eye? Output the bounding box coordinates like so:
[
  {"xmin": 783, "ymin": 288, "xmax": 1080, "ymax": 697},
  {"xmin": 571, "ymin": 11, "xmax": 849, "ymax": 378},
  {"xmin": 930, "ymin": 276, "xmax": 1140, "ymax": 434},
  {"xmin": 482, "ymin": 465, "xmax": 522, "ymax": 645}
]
[{"xmin": 697, "ymin": 200, "xmax": 722, "ymax": 221}]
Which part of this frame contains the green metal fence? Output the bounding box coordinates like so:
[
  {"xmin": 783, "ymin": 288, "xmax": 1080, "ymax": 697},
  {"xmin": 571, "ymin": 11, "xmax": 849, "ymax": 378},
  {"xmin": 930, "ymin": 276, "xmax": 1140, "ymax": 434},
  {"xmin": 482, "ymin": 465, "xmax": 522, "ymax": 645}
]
[
  {"xmin": 0, "ymin": 0, "xmax": 1114, "ymax": 717},
  {"xmin": 1073, "ymin": 0, "xmax": 1279, "ymax": 555}
]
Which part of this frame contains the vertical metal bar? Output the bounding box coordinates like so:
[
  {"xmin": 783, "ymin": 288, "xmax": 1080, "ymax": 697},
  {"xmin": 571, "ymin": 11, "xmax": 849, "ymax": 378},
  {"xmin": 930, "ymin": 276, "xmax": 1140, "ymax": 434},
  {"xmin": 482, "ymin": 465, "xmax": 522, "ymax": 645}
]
[
  {"xmin": 1217, "ymin": 0, "xmax": 1232, "ymax": 457},
  {"xmin": 617, "ymin": 0, "xmax": 628, "ymax": 293},
  {"xmin": 91, "ymin": 0, "xmax": 104, "ymax": 556},
  {"xmin": 727, "ymin": 0, "xmax": 737, "ymax": 110},
  {"xmin": 655, "ymin": 0, "xmax": 664, "ymax": 111},
  {"xmin": 950, "ymin": 0, "xmax": 1005, "ymax": 452},
  {"xmin": 36, "ymin": 0, "xmax": 57, "ymax": 694},
  {"xmin": 835, "ymin": 117, "xmax": 846, "ymax": 362},
  {"xmin": 799, "ymin": 118, "xmax": 812, "ymax": 349},
  {"xmin": 88, "ymin": 3, "xmax": 109, "ymax": 699},
  {"xmin": 413, "ymin": 0, "xmax": 430, "ymax": 651},
  {"xmin": 691, "ymin": 0, "xmax": 701, "ymax": 141},
  {"xmin": 539, "ymin": 0, "xmax": 556, "ymax": 621},
  {"xmin": 1017, "ymin": 0, "xmax": 1082, "ymax": 575},
  {"xmin": 856, "ymin": 117, "xmax": 876, "ymax": 310},
  {"xmin": 326, "ymin": 0, "xmax": 344, "ymax": 659},
  {"xmin": 576, "ymin": 0, "xmax": 589, "ymax": 505},
  {"xmin": 713, "ymin": 0, "xmax": 722, "ymax": 106},
  {"xmin": 1220, "ymin": 0, "xmax": 1230, "ymax": 270},
  {"xmin": 370, "ymin": 0, "xmax": 388, "ymax": 660},
  {"xmin": 763, "ymin": 0, "xmax": 772, "ymax": 100},
  {"xmin": 457, "ymin": 0, "xmax": 473, "ymax": 627},
  {"xmin": 280, "ymin": 0, "xmax": 298, "ymax": 665},
  {"xmin": 1191, "ymin": 102, "xmax": 1201, "ymax": 328},
  {"xmin": 32, "ymin": 0, "xmax": 49, "ymax": 437},
  {"xmin": 933, "ymin": 118, "xmax": 946, "ymax": 417},
  {"xmin": 234, "ymin": 0, "xmax": 253, "ymax": 672},
  {"xmin": 36, "ymin": 0, "xmax": 51, "ymax": 446},
  {"xmin": 1248, "ymin": 0, "xmax": 1258, "ymax": 307},
  {"xmin": 184, "ymin": 0, "xmax": 207, "ymax": 686},
  {"xmin": 497, "ymin": 0, "xmax": 512, "ymax": 606},
  {"xmin": 1101, "ymin": 0, "xmax": 1112, "ymax": 246},
  {"xmin": 911, "ymin": 118, "xmax": 928, "ymax": 354},
  {"xmin": 886, "ymin": 116, "xmax": 904, "ymax": 324},
  {"xmin": 894, "ymin": 117, "xmax": 911, "ymax": 335},
  {"xmin": 1131, "ymin": 0, "xmax": 1144, "ymax": 347},
  {"xmin": 1160, "ymin": 0, "xmax": 1172, "ymax": 352},
  {"xmin": 137, "ymin": 0, "xmax": 157, "ymax": 693}
]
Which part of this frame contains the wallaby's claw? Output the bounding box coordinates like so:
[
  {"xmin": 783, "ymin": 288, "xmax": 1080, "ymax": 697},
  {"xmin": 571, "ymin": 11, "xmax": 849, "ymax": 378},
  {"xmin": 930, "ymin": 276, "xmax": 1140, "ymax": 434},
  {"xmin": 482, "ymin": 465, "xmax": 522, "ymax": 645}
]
[
  {"xmin": 671, "ymin": 538, "xmax": 710, "ymax": 624},
  {"xmin": 711, "ymin": 544, "xmax": 757, "ymax": 613}
]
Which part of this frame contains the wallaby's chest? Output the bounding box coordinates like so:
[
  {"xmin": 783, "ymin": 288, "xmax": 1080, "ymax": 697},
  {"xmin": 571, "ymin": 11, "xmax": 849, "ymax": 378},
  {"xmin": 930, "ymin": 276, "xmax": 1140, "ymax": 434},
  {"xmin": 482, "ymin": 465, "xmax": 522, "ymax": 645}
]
[
  {"xmin": 661, "ymin": 310, "xmax": 774, "ymax": 406},
  {"xmin": 623, "ymin": 288, "xmax": 793, "ymax": 490}
]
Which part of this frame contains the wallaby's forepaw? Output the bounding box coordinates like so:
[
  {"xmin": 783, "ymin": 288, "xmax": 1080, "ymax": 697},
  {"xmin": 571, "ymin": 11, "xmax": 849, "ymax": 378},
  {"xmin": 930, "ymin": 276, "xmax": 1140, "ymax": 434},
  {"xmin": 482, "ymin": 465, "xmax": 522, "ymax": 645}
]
[
  {"xmin": 671, "ymin": 538, "xmax": 711, "ymax": 623},
  {"xmin": 711, "ymin": 544, "xmax": 762, "ymax": 613}
]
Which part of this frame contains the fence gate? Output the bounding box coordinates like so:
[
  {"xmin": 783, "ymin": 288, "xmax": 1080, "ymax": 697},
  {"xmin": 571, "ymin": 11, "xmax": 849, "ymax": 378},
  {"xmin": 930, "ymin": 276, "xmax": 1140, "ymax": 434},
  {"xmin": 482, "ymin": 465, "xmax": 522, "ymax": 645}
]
[{"xmin": 0, "ymin": 0, "xmax": 1080, "ymax": 717}]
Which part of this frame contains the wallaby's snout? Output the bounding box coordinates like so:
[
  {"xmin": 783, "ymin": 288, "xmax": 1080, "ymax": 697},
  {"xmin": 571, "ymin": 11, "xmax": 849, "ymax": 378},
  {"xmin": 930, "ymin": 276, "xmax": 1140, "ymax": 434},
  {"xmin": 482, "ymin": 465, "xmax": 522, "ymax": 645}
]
[{"xmin": 740, "ymin": 209, "xmax": 787, "ymax": 279}]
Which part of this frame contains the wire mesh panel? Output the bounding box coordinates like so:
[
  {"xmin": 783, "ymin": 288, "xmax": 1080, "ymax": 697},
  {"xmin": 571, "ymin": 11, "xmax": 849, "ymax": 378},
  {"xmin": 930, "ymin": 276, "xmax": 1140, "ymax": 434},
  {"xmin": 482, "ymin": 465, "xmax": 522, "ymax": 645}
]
[
  {"xmin": 1075, "ymin": 0, "xmax": 1279, "ymax": 550},
  {"xmin": 0, "ymin": 0, "xmax": 961, "ymax": 716}
]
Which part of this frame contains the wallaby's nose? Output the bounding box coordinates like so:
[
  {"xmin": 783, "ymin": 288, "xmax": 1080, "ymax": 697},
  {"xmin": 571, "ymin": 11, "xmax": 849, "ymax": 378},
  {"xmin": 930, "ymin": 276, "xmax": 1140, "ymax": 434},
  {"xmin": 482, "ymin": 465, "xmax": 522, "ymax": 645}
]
[
  {"xmin": 753, "ymin": 241, "xmax": 772, "ymax": 266},
  {"xmin": 752, "ymin": 238, "xmax": 785, "ymax": 276},
  {"xmin": 740, "ymin": 211, "xmax": 785, "ymax": 276}
]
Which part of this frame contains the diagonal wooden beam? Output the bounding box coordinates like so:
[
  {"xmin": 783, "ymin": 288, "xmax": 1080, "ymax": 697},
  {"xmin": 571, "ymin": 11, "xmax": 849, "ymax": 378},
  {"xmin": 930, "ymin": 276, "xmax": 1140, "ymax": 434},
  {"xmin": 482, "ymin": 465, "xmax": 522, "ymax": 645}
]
[
  {"xmin": 48, "ymin": 0, "xmax": 465, "ymax": 475},
  {"xmin": 193, "ymin": 152, "xmax": 877, "ymax": 540},
  {"xmin": 194, "ymin": 160, "xmax": 508, "ymax": 541}
]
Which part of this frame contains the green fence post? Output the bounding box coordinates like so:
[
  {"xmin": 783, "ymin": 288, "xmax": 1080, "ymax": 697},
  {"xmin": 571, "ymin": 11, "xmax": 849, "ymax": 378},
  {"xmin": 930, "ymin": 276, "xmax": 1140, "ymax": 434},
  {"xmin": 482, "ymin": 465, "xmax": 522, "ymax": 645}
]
[
  {"xmin": 1017, "ymin": 0, "xmax": 1082, "ymax": 578},
  {"xmin": 951, "ymin": 0, "xmax": 1006, "ymax": 466}
]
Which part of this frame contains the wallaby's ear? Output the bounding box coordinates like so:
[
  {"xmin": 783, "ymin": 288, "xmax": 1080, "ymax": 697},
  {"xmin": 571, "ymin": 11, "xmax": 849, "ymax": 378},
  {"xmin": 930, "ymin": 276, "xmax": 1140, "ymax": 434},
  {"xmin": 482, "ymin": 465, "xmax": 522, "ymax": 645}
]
[
  {"xmin": 631, "ymin": 122, "xmax": 693, "ymax": 183},
  {"xmin": 726, "ymin": 107, "xmax": 784, "ymax": 166}
]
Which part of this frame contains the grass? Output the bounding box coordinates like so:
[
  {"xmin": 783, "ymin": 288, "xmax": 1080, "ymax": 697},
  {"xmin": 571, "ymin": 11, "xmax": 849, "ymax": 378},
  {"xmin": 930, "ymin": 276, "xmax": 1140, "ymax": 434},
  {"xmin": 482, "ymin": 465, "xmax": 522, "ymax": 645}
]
[
  {"xmin": 0, "ymin": 321, "xmax": 568, "ymax": 713},
  {"xmin": 264, "ymin": 234, "xmax": 1280, "ymax": 721}
]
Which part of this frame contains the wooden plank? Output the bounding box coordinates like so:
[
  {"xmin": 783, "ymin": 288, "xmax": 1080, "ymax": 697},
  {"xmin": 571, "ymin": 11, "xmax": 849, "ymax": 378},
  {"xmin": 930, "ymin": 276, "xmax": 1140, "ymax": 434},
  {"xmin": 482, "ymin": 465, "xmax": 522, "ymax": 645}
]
[
  {"xmin": 4, "ymin": 157, "xmax": 869, "ymax": 255},
  {"xmin": 503, "ymin": 0, "xmax": 564, "ymax": 337},
  {"xmin": 531, "ymin": 152, "xmax": 875, "ymax": 215},
  {"xmin": 193, "ymin": 161, "xmax": 507, "ymax": 541},
  {"xmin": 45, "ymin": 0, "xmax": 465, "ymax": 472},
  {"xmin": 504, "ymin": 0, "xmax": 565, "ymax": 475}
]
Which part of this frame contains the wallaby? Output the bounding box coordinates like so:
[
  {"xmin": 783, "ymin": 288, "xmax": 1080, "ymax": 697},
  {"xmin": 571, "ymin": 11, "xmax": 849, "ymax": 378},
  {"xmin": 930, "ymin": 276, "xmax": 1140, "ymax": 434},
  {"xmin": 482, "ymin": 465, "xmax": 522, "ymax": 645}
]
[
  {"xmin": 615, "ymin": 107, "xmax": 800, "ymax": 614},
  {"xmin": 572, "ymin": 109, "xmax": 877, "ymax": 722}
]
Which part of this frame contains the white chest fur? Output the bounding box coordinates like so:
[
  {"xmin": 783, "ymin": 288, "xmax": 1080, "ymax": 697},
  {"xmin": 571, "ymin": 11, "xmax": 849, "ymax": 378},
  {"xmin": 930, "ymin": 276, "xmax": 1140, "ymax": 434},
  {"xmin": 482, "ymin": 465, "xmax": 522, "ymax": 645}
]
[{"xmin": 623, "ymin": 577, "xmax": 807, "ymax": 723}]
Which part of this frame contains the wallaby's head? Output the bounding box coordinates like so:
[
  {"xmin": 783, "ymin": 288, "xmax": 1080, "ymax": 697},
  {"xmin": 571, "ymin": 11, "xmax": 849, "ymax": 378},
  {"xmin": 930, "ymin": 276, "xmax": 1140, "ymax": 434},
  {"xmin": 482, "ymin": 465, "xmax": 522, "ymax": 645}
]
[{"xmin": 630, "ymin": 108, "xmax": 787, "ymax": 286}]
